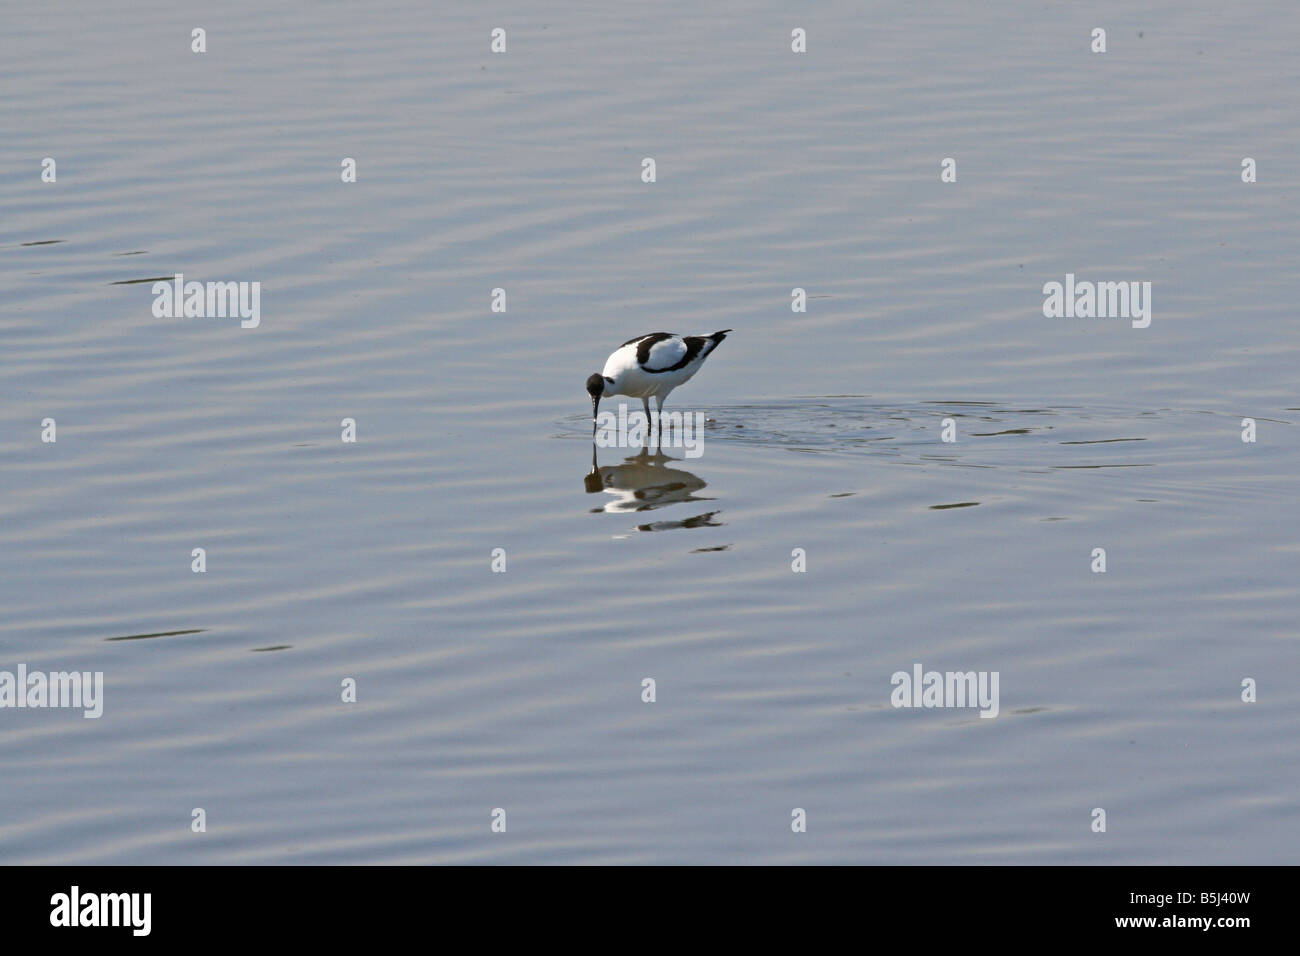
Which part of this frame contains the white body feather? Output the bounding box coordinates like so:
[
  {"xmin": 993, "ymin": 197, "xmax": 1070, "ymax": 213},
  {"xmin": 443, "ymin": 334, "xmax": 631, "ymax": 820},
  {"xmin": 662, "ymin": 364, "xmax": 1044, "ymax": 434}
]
[{"xmin": 600, "ymin": 333, "xmax": 725, "ymax": 402}]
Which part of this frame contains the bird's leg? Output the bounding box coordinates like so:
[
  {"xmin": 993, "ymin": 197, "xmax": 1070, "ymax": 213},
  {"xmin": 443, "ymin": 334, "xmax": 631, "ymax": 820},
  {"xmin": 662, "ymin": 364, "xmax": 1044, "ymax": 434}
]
[
  {"xmin": 656, "ymin": 395, "xmax": 669, "ymax": 453},
  {"xmin": 641, "ymin": 397, "xmax": 653, "ymax": 451}
]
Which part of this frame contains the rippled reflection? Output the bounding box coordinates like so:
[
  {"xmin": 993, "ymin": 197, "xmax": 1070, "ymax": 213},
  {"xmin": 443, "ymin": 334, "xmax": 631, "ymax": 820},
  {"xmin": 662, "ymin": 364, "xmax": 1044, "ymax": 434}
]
[{"xmin": 585, "ymin": 445, "xmax": 718, "ymax": 529}]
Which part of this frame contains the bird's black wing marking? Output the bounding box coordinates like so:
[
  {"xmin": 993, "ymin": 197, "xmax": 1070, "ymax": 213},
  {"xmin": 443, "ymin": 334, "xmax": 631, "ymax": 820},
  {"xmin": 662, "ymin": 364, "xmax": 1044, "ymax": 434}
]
[
  {"xmin": 621, "ymin": 331, "xmax": 671, "ymax": 349},
  {"xmin": 630, "ymin": 332, "xmax": 675, "ymax": 366},
  {"xmin": 645, "ymin": 336, "xmax": 707, "ymax": 373}
]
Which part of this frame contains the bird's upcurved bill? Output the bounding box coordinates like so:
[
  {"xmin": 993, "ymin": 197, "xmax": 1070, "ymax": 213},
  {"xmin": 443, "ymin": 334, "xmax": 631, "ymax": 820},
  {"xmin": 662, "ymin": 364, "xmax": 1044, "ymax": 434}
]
[{"xmin": 592, "ymin": 395, "xmax": 600, "ymax": 436}]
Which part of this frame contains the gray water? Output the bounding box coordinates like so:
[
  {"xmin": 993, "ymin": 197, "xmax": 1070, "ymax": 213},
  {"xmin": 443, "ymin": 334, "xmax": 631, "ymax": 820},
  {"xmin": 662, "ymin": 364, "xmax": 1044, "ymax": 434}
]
[{"xmin": 2, "ymin": 0, "xmax": 1297, "ymax": 864}]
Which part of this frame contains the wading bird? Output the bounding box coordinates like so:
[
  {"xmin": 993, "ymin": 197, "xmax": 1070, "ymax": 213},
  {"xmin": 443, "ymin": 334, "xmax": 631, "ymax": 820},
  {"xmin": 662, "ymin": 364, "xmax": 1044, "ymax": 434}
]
[{"xmin": 586, "ymin": 330, "xmax": 731, "ymax": 444}]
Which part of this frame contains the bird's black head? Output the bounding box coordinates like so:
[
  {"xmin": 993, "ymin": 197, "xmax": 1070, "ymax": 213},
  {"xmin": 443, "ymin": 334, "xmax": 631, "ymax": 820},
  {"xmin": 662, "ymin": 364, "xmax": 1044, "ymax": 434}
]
[{"xmin": 586, "ymin": 373, "xmax": 607, "ymax": 437}]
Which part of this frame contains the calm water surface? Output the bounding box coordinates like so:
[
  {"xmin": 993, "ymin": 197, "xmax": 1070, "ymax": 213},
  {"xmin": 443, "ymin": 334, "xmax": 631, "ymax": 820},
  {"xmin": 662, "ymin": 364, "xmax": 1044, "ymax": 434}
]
[{"xmin": 1, "ymin": 1, "xmax": 1297, "ymax": 863}]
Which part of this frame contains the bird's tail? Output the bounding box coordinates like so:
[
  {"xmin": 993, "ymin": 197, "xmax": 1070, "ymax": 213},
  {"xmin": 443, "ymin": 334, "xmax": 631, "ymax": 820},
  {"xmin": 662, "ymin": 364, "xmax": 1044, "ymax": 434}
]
[{"xmin": 710, "ymin": 329, "xmax": 733, "ymax": 342}]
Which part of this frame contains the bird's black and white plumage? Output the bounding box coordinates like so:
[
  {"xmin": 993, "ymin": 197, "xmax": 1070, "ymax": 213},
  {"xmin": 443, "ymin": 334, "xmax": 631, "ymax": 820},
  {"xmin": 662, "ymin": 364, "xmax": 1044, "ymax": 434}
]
[{"xmin": 585, "ymin": 330, "xmax": 731, "ymax": 434}]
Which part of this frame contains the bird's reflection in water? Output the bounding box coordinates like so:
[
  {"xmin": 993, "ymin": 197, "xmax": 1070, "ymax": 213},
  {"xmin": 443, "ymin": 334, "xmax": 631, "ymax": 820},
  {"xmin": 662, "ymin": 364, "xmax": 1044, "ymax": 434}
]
[{"xmin": 585, "ymin": 445, "xmax": 721, "ymax": 531}]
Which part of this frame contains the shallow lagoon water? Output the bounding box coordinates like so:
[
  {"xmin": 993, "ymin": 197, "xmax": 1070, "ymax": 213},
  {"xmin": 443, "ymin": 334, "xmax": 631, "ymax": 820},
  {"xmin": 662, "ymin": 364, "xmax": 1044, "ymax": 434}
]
[{"xmin": 1, "ymin": 1, "xmax": 1297, "ymax": 863}]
